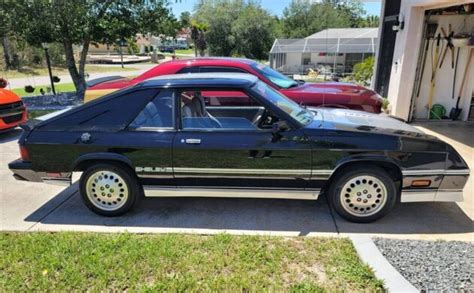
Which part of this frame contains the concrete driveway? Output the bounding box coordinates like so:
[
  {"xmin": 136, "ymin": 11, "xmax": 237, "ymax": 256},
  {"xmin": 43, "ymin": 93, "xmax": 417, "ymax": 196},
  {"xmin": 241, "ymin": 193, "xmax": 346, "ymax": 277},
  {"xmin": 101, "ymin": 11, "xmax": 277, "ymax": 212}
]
[{"xmin": 0, "ymin": 123, "xmax": 472, "ymax": 241}]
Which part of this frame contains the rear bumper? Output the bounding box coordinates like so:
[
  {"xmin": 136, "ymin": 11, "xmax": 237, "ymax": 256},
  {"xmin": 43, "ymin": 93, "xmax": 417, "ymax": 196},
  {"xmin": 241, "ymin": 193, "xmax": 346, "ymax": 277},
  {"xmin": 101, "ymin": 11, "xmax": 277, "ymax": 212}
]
[{"xmin": 9, "ymin": 159, "xmax": 71, "ymax": 186}]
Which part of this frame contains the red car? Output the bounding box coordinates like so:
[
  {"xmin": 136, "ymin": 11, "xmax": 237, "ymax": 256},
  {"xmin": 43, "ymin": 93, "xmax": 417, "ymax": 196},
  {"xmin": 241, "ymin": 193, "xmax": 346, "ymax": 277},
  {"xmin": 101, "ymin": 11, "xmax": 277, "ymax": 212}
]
[
  {"xmin": 85, "ymin": 57, "xmax": 383, "ymax": 113},
  {"xmin": 0, "ymin": 78, "xmax": 28, "ymax": 132}
]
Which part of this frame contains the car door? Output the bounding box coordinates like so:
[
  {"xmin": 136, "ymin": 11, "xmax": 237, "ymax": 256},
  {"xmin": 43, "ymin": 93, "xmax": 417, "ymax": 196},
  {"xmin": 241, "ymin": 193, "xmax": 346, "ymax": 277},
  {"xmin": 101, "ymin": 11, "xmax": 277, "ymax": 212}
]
[
  {"xmin": 172, "ymin": 88, "xmax": 312, "ymax": 190},
  {"xmin": 124, "ymin": 89, "xmax": 176, "ymax": 187}
]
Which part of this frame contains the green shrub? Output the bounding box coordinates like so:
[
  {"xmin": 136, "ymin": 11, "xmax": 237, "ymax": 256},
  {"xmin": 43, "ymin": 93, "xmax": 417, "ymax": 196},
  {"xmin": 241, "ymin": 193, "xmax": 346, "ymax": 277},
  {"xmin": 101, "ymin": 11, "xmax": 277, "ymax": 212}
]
[{"xmin": 352, "ymin": 56, "xmax": 374, "ymax": 86}]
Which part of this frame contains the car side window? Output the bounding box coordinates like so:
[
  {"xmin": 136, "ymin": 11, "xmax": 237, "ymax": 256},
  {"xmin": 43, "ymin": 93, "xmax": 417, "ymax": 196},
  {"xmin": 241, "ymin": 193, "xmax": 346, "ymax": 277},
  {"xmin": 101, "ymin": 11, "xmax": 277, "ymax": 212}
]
[
  {"xmin": 129, "ymin": 90, "xmax": 174, "ymax": 129},
  {"xmin": 177, "ymin": 67, "xmax": 199, "ymax": 74},
  {"xmin": 199, "ymin": 66, "xmax": 247, "ymax": 73},
  {"xmin": 180, "ymin": 89, "xmax": 279, "ymax": 131}
]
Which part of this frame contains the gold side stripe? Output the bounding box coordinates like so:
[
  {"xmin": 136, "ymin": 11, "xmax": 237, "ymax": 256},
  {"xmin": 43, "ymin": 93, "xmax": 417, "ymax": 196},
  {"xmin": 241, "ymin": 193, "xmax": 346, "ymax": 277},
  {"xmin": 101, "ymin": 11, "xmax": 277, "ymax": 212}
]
[
  {"xmin": 173, "ymin": 167, "xmax": 314, "ymax": 175},
  {"xmin": 136, "ymin": 167, "xmax": 334, "ymax": 176}
]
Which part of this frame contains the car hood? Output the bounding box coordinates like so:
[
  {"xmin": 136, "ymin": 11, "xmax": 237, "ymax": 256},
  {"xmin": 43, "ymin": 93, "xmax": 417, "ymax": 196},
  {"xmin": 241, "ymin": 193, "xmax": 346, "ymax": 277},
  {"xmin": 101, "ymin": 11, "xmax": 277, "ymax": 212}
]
[
  {"xmin": 0, "ymin": 88, "xmax": 22, "ymax": 104},
  {"xmin": 284, "ymin": 82, "xmax": 373, "ymax": 96},
  {"xmin": 306, "ymin": 107, "xmax": 430, "ymax": 138},
  {"xmin": 87, "ymin": 77, "xmax": 133, "ymax": 90}
]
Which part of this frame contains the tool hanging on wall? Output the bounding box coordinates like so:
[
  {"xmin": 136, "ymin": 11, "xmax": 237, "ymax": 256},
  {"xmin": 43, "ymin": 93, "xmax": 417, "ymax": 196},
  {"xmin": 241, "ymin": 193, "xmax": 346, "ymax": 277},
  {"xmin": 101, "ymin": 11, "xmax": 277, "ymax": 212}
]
[
  {"xmin": 452, "ymin": 47, "xmax": 460, "ymax": 100},
  {"xmin": 439, "ymin": 24, "xmax": 455, "ymax": 68},
  {"xmin": 416, "ymin": 21, "xmax": 438, "ymax": 98},
  {"xmin": 450, "ymin": 48, "xmax": 473, "ymax": 120},
  {"xmin": 427, "ymin": 33, "xmax": 441, "ymax": 119}
]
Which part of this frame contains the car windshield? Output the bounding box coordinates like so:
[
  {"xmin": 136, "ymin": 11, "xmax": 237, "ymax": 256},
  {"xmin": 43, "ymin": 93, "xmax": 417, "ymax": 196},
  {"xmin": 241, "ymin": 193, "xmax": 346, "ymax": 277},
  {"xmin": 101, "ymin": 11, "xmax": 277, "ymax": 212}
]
[
  {"xmin": 252, "ymin": 81, "xmax": 313, "ymax": 126},
  {"xmin": 251, "ymin": 63, "xmax": 299, "ymax": 89}
]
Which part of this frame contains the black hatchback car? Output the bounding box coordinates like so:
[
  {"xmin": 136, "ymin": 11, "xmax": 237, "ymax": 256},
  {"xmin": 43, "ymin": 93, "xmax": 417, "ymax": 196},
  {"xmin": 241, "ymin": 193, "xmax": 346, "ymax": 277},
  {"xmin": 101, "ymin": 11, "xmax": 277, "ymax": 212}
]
[{"xmin": 9, "ymin": 73, "xmax": 469, "ymax": 222}]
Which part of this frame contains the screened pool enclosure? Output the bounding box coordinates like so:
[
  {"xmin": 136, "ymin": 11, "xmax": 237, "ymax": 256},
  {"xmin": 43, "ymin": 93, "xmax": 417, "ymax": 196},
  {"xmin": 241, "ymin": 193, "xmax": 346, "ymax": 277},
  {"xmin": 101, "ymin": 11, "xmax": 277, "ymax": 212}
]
[{"xmin": 269, "ymin": 28, "xmax": 378, "ymax": 75}]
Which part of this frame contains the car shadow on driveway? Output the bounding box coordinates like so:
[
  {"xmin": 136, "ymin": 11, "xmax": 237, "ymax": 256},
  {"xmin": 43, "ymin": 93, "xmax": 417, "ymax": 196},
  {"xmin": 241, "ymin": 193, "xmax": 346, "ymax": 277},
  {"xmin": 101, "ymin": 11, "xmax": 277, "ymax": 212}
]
[
  {"xmin": 24, "ymin": 185, "xmax": 337, "ymax": 235},
  {"xmin": 24, "ymin": 185, "xmax": 473, "ymax": 237},
  {"xmin": 335, "ymin": 201, "xmax": 473, "ymax": 237}
]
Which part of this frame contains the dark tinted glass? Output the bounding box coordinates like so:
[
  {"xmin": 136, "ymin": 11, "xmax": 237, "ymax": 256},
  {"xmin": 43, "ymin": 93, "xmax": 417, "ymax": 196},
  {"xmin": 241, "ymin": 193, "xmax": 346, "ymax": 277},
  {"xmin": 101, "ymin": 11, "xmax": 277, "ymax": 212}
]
[
  {"xmin": 199, "ymin": 66, "xmax": 246, "ymax": 73},
  {"xmin": 40, "ymin": 89, "xmax": 158, "ymax": 131},
  {"xmin": 177, "ymin": 67, "xmax": 199, "ymax": 73},
  {"xmin": 129, "ymin": 91, "xmax": 174, "ymax": 128}
]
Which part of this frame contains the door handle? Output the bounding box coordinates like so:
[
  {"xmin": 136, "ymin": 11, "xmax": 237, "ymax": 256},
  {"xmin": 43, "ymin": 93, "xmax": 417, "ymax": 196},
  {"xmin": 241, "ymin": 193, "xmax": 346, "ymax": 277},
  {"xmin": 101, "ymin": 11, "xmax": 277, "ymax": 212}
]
[{"xmin": 184, "ymin": 138, "xmax": 201, "ymax": 145}]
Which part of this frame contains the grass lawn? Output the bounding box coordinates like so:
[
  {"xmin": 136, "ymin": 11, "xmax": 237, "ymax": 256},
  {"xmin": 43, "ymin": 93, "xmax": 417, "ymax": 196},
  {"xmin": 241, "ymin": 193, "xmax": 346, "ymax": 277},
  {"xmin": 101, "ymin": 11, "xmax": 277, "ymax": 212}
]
[
  {"xmin": 0, "ymin": 232, "xmax": 383, "ymax": 291},
  {"xmin": 1, "ymin": 65, "xmax": 142, "ymax": 79},
  {"xmin": 160, "ymin": 49, "xmax": 194, "ymax": 56},
  {"xmin": 174, "ymin": 48, "xmax": 194, "ymax": 55},
  {"xmin": 11, "ymin": 82, "xmax": 76, "ymax": 96}
]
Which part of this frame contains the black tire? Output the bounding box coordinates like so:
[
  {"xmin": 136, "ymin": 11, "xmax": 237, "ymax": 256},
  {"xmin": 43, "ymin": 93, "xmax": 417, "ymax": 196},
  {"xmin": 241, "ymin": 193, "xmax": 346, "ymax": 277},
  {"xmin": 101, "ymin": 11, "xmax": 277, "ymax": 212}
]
[
  {"xmin": 328, "ymin": 166, "xmax": 397, "ymax": 223},
  {"xmin": 79, "ymin": 163, "xmax": 139, "ymax": 216}
]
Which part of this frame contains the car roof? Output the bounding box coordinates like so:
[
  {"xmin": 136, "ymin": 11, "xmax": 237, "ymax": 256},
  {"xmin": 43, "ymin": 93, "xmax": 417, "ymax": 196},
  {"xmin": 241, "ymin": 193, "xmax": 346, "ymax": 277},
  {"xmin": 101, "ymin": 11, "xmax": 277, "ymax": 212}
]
[
  {"xmin": 139, "ymin": 72, "xmax": 259, "ymax": 88},
  {"xmin": 161, "ymin": 57, "xmax": 257, "ymax": 66}
]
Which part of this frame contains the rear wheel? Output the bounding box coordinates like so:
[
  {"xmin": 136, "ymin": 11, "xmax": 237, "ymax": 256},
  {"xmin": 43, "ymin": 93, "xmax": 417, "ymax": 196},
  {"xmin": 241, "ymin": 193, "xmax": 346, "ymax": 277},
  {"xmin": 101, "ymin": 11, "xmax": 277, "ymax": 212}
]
[
  {"xmin": 79, "ymin": 163, "xmax": 139, "ymax": 216},
  {"xmin": 328, "ymin": 166, "xmax": 397, "ymax": 223}
]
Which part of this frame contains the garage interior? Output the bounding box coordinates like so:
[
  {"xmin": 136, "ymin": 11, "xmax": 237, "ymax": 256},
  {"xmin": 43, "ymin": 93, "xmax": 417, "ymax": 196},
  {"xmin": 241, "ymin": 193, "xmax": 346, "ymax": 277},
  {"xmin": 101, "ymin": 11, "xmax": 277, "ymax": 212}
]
[{"xmin": 411, "ymin": 4, "xmax": 474, "ymax": 122}]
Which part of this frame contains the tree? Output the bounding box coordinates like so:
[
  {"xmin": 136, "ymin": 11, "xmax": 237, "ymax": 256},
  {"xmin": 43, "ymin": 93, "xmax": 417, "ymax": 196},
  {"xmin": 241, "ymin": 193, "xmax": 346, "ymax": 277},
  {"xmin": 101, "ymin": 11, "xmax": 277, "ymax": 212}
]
[
  {"xmin": 281, "ymin": 0, "xmax": 366, "ymax": 38},
  {"xmin": 359, "ymin": 15, "xmax": 380, "ymax": 28},
  {"xmin": 179, "ymin": 11, "xmax": 191, "ymax": 28},
  {"xmin": 192, "ymin": 0, "xmax": 277, "ymax": 58},
  {"xmin": 12, "ymin": 0, "xmax": 176, "ymax": 99},
  {"xmin": 193, "ymin": 0, "xmax": 242, "ymax": 56},
  {"xmin": 191, "ymin": 21, "xmax": 207, "ymax": 57},
  {"xmin": 0, "ymin": 1, "xmax": 16, "ymax": 70},
  {"xmin": 232, "ymin": 4, "xmax": 276, "ymax": 60}
]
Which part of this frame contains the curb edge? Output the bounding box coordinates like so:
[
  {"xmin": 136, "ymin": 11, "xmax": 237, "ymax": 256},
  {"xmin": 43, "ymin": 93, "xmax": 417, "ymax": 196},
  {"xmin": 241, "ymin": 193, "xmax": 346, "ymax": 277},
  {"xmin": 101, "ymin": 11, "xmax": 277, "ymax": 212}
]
[{"xmin": 350, "ymin": 235, "xmax": 419, "ymax": 293}]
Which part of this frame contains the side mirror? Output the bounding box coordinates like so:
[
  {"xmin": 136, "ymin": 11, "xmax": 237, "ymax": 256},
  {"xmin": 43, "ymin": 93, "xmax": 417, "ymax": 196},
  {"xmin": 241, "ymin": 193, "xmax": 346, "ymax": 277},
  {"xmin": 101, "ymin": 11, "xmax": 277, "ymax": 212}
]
[
  {"xmin": 272, "ymin": 120, "xmax": 290, "ymax": 133},
  {"xmin": 271, "ymin": 121, "xmax": 290, "ymax": 141}
]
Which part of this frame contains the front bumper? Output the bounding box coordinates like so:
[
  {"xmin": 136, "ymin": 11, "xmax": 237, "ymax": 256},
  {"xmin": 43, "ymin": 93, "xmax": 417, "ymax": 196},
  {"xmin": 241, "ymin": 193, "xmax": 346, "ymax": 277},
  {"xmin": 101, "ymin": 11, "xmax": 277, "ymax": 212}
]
[
  {"xmin": 401, "ymin": 189, "xmax": 464, "ymax": 202},
  {"xmin": 0, "ymin": 109, "xmax": 27, "ymax": 131},
  {"xmin": 400, "ymin": 169, "xmax": 469, "ymax": 203},
  {"xmin": 0, "ymin": 101, "xmax": 27, "ymax": 130},
  {"xmin": 9, "ymin": 159, "xmax": 71, "ymax": 186}
]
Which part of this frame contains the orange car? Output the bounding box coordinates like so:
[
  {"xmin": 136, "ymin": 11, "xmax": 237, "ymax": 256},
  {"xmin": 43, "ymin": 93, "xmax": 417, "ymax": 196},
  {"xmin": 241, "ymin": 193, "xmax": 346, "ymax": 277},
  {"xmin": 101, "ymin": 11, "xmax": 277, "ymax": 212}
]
[{"xmin": 0, "ymin": 78, "xmax": 28, "ymax": 132}]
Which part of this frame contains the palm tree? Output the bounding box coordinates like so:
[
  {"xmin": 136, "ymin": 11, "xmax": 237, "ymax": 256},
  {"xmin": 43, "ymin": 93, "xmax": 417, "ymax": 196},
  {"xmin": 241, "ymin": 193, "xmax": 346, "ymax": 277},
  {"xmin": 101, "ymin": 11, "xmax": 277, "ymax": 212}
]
[{"xmin": 191, "ymin": 21, "xmax": 208, "ymax": 57}]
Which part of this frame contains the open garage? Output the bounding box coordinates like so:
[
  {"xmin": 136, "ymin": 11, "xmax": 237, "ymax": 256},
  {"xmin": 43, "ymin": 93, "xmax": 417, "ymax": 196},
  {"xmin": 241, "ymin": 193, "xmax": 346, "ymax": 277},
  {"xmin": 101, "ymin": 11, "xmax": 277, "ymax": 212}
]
[{"xmin": 374, "ymin": 1, "xmax": 473, "ymax": 122}]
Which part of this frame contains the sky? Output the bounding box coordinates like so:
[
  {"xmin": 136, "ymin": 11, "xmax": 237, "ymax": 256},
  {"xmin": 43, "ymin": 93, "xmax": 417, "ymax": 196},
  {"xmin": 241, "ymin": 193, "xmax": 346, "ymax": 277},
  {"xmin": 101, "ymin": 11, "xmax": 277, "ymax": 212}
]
[{"xmin": 170, "ymin": 0, "xmax": 382, "ymax": 18}]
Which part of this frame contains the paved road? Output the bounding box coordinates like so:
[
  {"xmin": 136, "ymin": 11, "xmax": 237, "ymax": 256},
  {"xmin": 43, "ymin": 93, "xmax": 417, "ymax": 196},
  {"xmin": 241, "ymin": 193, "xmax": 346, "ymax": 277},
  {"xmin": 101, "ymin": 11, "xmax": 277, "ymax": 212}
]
[
  {"xmin": 4, "ymin": 63, "xmax": 157, "ymax": 89},
  {"xmin": 0, "ymin": 125, "xmax": 472, "ymax": 241}
]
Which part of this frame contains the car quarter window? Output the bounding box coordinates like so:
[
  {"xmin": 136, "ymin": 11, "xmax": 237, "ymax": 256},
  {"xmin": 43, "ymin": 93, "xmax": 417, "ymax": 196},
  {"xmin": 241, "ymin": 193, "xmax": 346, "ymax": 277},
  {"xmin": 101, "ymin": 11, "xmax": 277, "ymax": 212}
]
[
  {"xmin": 129, "ymin": 90, "xmax": 174, "ymax": 129},
  {"xmin": 180, "ymin": 89, "xmax": 280, "ymax": 131},
  {"xmin": 39, "ymin": 88, "xmax": 159, "ymax": 131},
  {"xmin": 199, "ymin": 66, "xmax": 247, "ymax": 73},
  {"xmin": 177, "ymin": 67, "xmax": 199, "ymax": 74}
]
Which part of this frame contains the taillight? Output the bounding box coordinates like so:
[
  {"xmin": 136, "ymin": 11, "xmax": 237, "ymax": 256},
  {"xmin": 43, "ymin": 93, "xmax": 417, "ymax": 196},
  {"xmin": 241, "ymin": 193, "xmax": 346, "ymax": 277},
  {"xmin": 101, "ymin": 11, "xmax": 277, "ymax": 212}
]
[{"xmin": 20, "ymin": 145, "xmax": 30, "ymax": 161}]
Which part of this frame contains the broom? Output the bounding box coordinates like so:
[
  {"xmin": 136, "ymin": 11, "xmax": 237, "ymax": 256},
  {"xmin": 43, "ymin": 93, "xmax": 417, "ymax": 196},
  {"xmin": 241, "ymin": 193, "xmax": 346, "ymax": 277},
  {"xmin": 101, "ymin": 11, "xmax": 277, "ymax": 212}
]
[{"xmin": 449, "ymin": 48, "xmax": 473, "ymax": 120}]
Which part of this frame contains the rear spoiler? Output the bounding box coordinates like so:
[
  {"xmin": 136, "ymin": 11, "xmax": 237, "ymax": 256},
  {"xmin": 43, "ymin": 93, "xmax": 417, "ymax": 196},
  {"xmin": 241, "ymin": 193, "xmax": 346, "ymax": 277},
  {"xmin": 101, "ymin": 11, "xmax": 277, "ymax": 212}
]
[
  {"xmin": 19, "ymin": 122, "xmax": 34, "ymax": 132},
  {"xmin": 20, "ymin": 108, "xmax": 72, "ymax": 133},
  {"xmin": 86, "ymin": 76, "xmax": 126, "ymax": 88}
]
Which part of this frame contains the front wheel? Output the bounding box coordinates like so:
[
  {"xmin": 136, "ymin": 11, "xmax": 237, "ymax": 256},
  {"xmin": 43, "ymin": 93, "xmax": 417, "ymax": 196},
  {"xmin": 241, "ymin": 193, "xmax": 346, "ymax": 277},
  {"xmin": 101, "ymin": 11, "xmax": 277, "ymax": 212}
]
[
  {"xmin": 79, "ymin": 163, "xmax": 139, "ymax": 216},
  {"xmin": 328, "ymin": 166, "xmax": 397, "ymax": 223}
]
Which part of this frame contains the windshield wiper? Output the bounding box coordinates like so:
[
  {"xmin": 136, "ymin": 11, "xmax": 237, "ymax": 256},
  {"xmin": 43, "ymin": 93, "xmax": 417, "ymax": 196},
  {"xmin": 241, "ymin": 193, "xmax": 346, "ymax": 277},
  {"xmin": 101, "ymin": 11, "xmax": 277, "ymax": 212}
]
[
  {"xmin": 296, "ymin": 109, "xmax": 309, "ymax": 117},
  {"xmin": 287, "ymin": 82, "xmax": 299, "ymax": 88}
]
